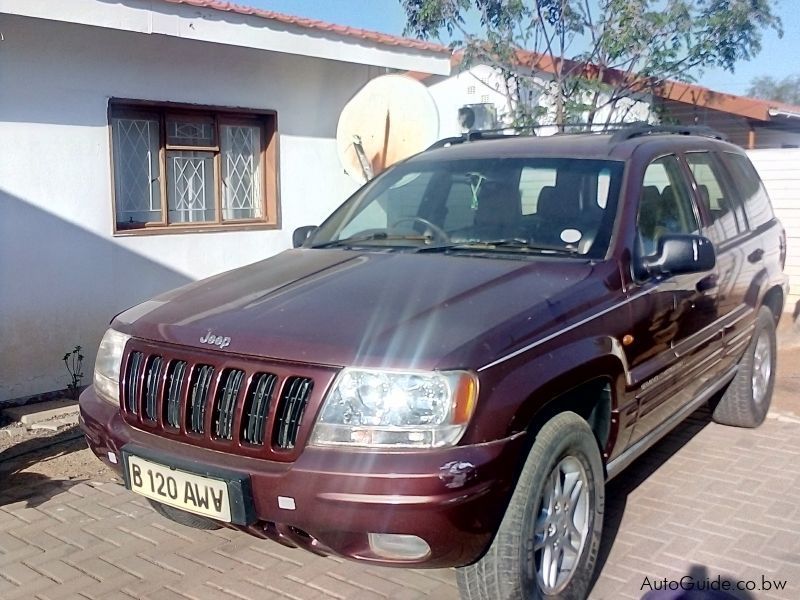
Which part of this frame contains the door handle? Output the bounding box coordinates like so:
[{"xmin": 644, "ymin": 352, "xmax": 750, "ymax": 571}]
[
  {"xmin": 747, "ymin": 248, "xmax": 764, "ymax": 263},
  {"xmin": 696, "ymin": 274, "xmax": 718, "ymax": 292}
]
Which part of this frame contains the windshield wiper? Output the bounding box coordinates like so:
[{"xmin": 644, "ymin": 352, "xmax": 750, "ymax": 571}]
[
  {"xmin": 415, "ymin": 239, "xmax": 581, "ymax": 255},
  {"xmin": 311, "ymin": 232, "xmax": 432, "ymax": 249},
  {"xmin": 487, "ymin": 239, "xmax": 582, "ymax": 254}
]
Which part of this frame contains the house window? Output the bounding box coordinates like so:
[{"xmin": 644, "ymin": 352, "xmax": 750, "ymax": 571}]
[{"xmin": 109, "ymin": 102, "xmax": 278, "ymax": 233}]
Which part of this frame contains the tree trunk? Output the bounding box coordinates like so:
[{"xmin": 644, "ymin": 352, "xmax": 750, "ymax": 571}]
[{"xmin": 555, "ymin": 84, "xmax": 565, "ymax": 132}]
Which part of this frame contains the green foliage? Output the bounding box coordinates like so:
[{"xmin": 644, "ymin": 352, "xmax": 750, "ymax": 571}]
[
  {"xmin": 748, "ymin": 74, "xmax": 800, "ymax": 104},
  {"xmin": 63, "ymin": 345, "xmax": 84, "ymax": 401},
  {"xmin": 400, "ymin": 0, "xmax": 782, "ymax": 128}
]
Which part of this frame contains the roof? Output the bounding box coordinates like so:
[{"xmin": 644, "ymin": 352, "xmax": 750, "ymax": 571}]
[
  {"xmin": 514, "ymin": 50, "xmax": 800, "ymax": 121},
  {"xmin": 160, "ymin": 0, "xmax": 450, "ymax": 55},
  {"xmin": 654, "ymin": 79, "xmax": 800, "ymax": 122},
  {"xmin": 2, "ymin": 0, "xmax": 451, "ymax": 76},
  {"xmin": 432, "ymin": 49, "xmax": 800, "ymax": 123}
]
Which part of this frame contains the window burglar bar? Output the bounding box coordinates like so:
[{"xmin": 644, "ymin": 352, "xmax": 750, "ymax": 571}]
[{"xmin": 109, "ymin": 101, "xmax": 277, "ymax": 233}]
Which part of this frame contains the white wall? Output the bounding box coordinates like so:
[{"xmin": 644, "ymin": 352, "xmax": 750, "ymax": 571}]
[
  {"xmin": 0, "ymin": 15, "xmax": 393, "ymax": 401},
  {"xmin": 428, "ymin": 64, "xmax": 653, "ymax": 138},
  {"xmin": 747, "ymin": 149, "xmax": 800, "ymax": 314}
]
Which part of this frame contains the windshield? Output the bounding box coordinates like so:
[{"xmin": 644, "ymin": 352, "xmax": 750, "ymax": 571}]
[{"xmin": 310, "ymin": 157, "xmax": 624, "ymax": 258}]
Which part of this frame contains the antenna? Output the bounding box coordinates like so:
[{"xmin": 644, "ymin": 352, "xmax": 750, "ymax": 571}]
[{"xmin": 336, "ymin": 75, "xmax": 440, "ymax": 183}]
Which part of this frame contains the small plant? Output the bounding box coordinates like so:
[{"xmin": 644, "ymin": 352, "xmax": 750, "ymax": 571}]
[{"xmin": 63, "ymin": 345, "xmax": 84, "ymax": 401}]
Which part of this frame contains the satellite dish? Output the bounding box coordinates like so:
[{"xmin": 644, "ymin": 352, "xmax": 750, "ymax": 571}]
[{"xmin": 336, "ymin": 74, "xmax": 439, "ymax": 183}]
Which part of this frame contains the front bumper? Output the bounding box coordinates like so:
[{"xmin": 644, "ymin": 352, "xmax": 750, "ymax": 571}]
[{"xmin": 79, "ymin": 386, "xmax": 526, "ymax": 568}]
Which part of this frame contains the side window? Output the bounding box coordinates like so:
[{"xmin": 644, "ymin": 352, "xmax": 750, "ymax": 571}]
[
  {"xmin": 685, "ymin": 152, "xmax": 743, "ymax": 241},
  {"xmin": 596, "ymin": 168, "xmax": 611, "ymax": 209},
  {"xmin": 637, "ymin": 155, "xmax": 699, "ymax": 256},
  {"xmin": 519, "ymin": 167, "xmax": 557, "ymax": 215},
  {"xmin": 724, "ymin": 152, "xmax": 774, "ymax": 229}
]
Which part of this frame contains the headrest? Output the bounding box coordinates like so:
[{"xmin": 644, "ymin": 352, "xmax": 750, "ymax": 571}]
[
  {"xmin": 537, "ymin": 186, "xmax": 579, "ymax": 220},
  {"xmin": 476, "ymin": 181, "xmax": 521, "ymax": 225}
]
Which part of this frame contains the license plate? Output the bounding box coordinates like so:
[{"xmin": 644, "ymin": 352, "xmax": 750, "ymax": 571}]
[{"xmin": 126, "ymin": 454, "xmax": 232, "ymax": 522}]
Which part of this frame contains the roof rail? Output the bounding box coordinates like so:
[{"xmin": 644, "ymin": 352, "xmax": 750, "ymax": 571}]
[
  {"xmin": 610, "ymin": 123, "xmax": 727, "ymax": 143},
  {"xmin": 426, "ymin": 122, "xmax": 728, "ymax": 151},
  {"xmin": 425, "ymin": 131, "xmax": 525, "ymax": 149},
  {"xmin": 427, "ymin": 136, "xmax": 468, "ymax": 150},
  {"xmin": 426, "ymin": 123, "xmax": 629, "ymax": 150}
]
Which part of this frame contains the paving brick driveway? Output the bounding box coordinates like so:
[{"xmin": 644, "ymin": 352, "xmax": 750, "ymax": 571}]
[{"xmin": 2, "ymin": 342, "xmax": 800, "ymax": 599}]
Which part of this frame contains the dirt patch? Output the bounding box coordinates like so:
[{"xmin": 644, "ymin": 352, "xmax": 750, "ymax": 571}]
[
  {"xmin": 0, "ymin": 418, "xmax": 72, "ymax": 454},
  {"xmin": 0, "ymin": 423, "xmax": 119, "ymax": 500}
]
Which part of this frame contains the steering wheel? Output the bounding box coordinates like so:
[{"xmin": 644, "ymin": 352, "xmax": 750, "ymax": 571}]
[{"xmin": 391, "ymin": 217, "xmax": 450, "ymax": 243}]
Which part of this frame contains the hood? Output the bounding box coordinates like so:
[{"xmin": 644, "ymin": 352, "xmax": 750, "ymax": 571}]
[{"xmin": 114, "ymin": 249, "xmax": 617, "ymax": 370}]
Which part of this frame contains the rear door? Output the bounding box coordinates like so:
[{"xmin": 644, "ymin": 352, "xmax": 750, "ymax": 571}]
[{"xmin": 684, "ymin": 151, "xmax": 757, "ymax": 370}]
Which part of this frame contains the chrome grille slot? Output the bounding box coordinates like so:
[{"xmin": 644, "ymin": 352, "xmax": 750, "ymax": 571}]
[
  {"xmin": 274, "ymin": 377, "xmax": 313, "ymax": 449},
  {"xmin": 143, "ymin": 356, "xmax": 164, "ymax": 421},
  {"xmin": 164, "ymin": 360, "xmax": 187, "ymax": 428},
  {"xmin": 126, "ymin": 351, "xmax": 144, "ymax": 414},
  {"xmin": 242, "ymin": 373, "xmax": 277, "ymax": 445},
  {"xmin": 213, "ymin": 369, "xmax": 245, "ymax": 440},
  {"xmin": 187, "ymin": 364, "xmax": 215, "ymax": 434}
]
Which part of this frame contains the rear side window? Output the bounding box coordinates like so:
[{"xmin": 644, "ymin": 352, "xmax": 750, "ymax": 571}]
[
  {"xmin": 519, "ymin": 167, "xmax": 557, "ymax": 215},
  {"xmin": 685, "ymin": 152, "xmax": 744, "ymax": 242},
  {"xmin": 724, "ymin": 152, "xmax": 774, "ymax": 229}
]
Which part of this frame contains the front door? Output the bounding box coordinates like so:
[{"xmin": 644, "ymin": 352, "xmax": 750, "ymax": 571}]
[{"xmin": 625, "ymin": 154, "xmax": 720, "ymax": 444}]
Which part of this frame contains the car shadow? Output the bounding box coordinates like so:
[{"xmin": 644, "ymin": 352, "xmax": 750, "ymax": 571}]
[
  {"xmin": 0, "ymin": 427, "xmax": 90, "ymax": 508},
  {"xmin": 590, "ymin": 403, "xmax": 717, "ymax": 593}
]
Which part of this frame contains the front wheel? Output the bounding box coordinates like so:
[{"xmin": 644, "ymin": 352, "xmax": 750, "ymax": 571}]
[{"xmin": 457, "ymin": 411, "xmax": 605, "ymax": 600}]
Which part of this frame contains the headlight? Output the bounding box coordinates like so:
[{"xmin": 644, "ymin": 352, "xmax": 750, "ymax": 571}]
[
  {"xmin": 94, "ymin": 328, "xmax": 131, "ymax": 405},
  {"xmin": 309, "ymin": 368, "xmax": 478, "ymax": 449}
]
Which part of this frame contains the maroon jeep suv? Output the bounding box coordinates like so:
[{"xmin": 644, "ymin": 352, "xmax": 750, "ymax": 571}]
[{"xmin": 80, "ymin": 125, "xmax": 788, "ymax": 599}]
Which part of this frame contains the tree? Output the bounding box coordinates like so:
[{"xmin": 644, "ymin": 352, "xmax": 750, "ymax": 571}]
[
  {"xmin": 748, "ymin": 74, "xmax": 800, "ymax": 104},
  {"xmin": 401, "ymin": 0, "xmax": 782, "ymax": 130}
]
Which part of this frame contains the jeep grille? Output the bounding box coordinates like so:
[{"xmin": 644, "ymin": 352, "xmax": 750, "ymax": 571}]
[{"xmin": 120, "ymin": 341, "xmax": 330, "ymax": 460}]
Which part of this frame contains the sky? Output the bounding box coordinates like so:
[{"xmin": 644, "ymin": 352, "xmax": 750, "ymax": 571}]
[{"xmin": 253, "ymin": 0, "xmax": 798, "ymax": 98}]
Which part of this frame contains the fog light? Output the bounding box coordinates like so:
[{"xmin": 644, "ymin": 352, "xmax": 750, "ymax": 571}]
[{"xmin": 368, "ymin": 533, "xmax": 430, "ymax": 560}]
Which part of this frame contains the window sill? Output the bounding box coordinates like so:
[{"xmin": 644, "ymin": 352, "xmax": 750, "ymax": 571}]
[{"xmin": 113, "ymin": 221, "xmax": 281, "ymax": 237}]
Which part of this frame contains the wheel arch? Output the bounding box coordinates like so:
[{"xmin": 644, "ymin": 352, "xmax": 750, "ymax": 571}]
[
  {"xmin": 493, "ymin": 337, "xmax": 630, "ymax": 458},
  {"xmin": 461, "ymin": 341, "xmax": 625, "ymax": 573}
]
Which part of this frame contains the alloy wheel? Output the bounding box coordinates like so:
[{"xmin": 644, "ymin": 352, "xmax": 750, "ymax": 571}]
[
  {"xmin": 751, "ymin": 330, "xmax": 772, "ymax": 406},
  {"xmin": 531, "ymin": 456, "xmax": 590, "ymax": 594}
]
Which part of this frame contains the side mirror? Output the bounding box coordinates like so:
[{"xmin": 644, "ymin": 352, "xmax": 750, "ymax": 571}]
[
  {"xmin": 292, "ymin": 225, "xmax": 317, "ymax": 248},
  {"xmin": 642, "ymin": 234, "xmax": 716, "ymax": 277}
]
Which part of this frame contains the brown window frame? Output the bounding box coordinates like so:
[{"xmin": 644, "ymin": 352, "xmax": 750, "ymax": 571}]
[{"xmin": 109, "ymin": 99, "xmax": 279, "ymax": 236}]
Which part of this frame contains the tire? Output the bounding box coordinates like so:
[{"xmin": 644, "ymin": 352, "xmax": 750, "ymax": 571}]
[
  {"xmin": 456, "ymin": 411, "xmax": 604, "ymax": 600},
  {"xmin": 712, "ymin": 306, "xmax": 776, "ymax": 428},
  {"xmin": 148, "ymin": 499, "xmax": 222, "ymax": 530}
]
